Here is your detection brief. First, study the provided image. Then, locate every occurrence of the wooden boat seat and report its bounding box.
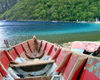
[10,59,55,76]
[15,76,52,80]
[10,60,55,67]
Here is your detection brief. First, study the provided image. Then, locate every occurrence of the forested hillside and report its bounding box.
[0,0,20,14]
[0,0,100,21]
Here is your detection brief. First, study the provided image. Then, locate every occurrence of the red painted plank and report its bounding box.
[80,69,100,80]
[27,39,36,53]
[0,73,3,80]
[0,62,8,77]
[22,41,32,55]
[62,54,87,80]
[14,44,24,56]
[45,42,54,55]
[80,58,100,80]
[56,50,72,73]
[49,46,61,58]
[0,51,10,70]
[8,48,18,60]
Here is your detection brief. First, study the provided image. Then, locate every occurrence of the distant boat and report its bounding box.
[95,18,100,24]
[77,21,87,23]
[52,20,58,23]
[0,20,7,21]
[80,21,87,23]
[2,20,7,21]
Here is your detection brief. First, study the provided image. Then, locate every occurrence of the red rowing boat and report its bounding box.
[0,35,99,80]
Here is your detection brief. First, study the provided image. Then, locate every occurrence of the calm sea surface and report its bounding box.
[0,21,100,49]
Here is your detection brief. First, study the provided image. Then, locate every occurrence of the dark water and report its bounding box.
[0,21,100,49]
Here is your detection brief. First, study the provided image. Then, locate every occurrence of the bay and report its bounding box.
[0,21,100,49]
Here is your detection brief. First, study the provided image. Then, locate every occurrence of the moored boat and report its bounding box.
[0,35,100,80]
[95,18,100,24]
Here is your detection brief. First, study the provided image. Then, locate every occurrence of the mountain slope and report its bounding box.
[0,0,20,14]
[0,0,100,21]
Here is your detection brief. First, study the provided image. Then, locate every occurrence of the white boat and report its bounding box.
[52,20,58,23]
[95,18,100,24]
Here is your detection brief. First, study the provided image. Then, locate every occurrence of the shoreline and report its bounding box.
[7,31,100,44]
[0,31,100,50]
[0,20,100,24]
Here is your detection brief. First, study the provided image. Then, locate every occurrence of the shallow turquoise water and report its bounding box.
[0,21,100,37]
[0,21,100,49]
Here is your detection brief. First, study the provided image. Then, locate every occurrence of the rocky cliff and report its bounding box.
[0,0,20,14]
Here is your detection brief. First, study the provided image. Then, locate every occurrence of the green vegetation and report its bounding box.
[0,0,100,21]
